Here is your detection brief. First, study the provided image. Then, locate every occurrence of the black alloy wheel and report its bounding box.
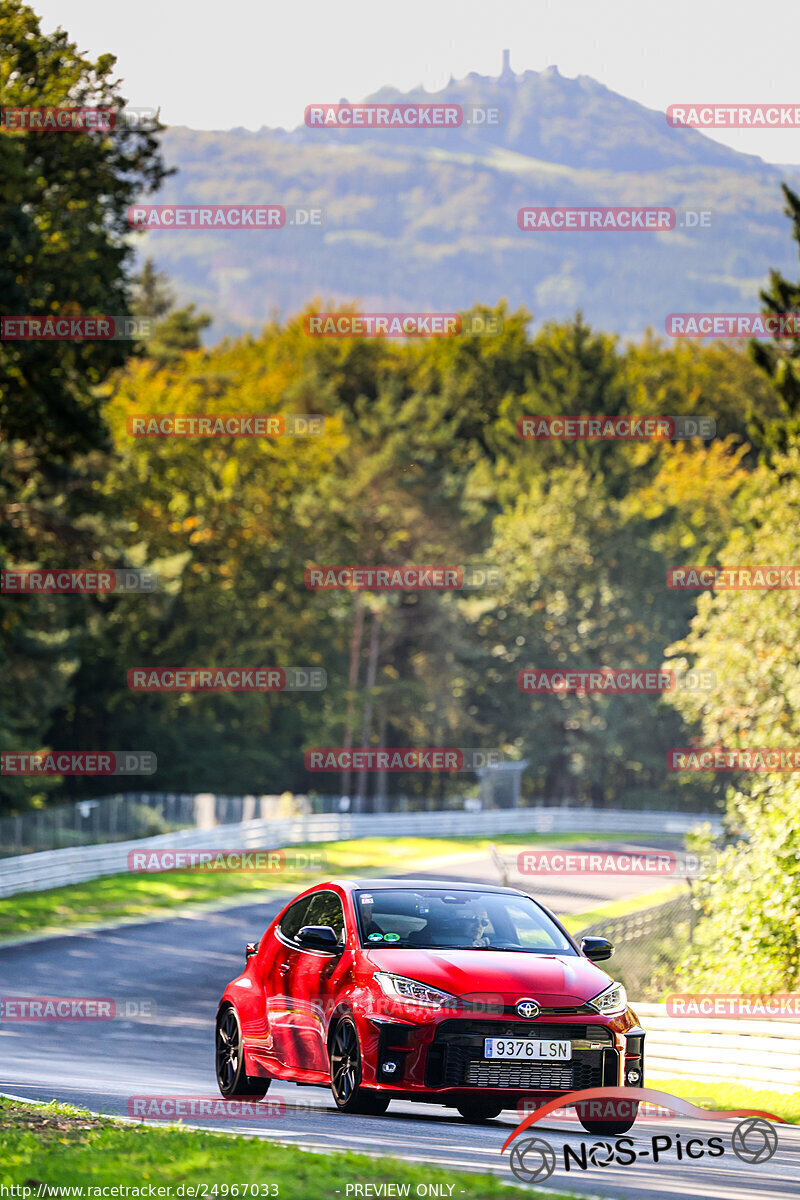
[215,1005,269,1099]
[330,1018,390,1114]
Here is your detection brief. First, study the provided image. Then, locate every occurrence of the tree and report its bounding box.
[664,451,800,989]
[2,291,776,814]
[747,184,800,456]
[0,0,169,463]
[463,462,712,807]
[0,0,168,810]
[130,258,211,365]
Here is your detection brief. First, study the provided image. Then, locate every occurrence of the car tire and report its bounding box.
[215,1005,270,1100]
[329,1017,390,1114]
[578,1102,639,1136]
[456,1101,504,1122]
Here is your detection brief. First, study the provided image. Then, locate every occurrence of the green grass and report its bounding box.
[647,1077,800,1124]
[0,1098,581,1196]
[560,883,689,934]
[0,830,649,944]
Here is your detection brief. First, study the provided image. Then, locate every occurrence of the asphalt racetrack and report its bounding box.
[1,849,797,1199]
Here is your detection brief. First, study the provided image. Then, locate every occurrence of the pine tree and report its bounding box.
[748,184,800,456]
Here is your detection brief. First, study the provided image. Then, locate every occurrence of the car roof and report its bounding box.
[329,878,528,895]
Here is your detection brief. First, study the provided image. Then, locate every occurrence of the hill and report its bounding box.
[139,64,798,340]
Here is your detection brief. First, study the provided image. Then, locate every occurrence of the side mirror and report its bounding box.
[581,936,614,962]
[245,941,259,960]
[297,924,340,953]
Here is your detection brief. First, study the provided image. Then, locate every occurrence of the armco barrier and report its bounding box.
[0,807,721,898]
[639,1003,800,1093]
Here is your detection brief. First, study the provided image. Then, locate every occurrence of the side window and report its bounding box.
[277,895,313,944]
[302,891,346,944]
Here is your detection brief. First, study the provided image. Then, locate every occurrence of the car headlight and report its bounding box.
[588,981,628,1015]
[374,972,458,1009]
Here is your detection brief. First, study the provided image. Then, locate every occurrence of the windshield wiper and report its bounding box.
[454,942,526,951]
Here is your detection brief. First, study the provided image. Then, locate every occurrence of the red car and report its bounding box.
[215,879,645,1134]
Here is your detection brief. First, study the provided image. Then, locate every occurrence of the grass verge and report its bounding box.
[0,830,653,944]
[0,1097,580,1197]
[560,883,689,934]
[647,1077,800,1124]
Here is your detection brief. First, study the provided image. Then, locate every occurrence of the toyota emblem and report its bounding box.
[515,998,540,1019]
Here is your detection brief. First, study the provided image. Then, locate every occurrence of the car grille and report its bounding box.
[465,1058,598,1090]
[425,1020,614,1090]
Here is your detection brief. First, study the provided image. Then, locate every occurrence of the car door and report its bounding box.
[276,889,351,1076]
[262,893,315,1073]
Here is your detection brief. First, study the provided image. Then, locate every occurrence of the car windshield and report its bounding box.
[354,888,577,954]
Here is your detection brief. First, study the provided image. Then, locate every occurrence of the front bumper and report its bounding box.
[425,1018,614,1090]
[360,1010,644,1102]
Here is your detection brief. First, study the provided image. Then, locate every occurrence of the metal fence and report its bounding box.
[0,790,725,858]
[0,806,722,898]
[0,792,350,857]
[0,793,194,856]
[574,893,698,1001]
[640,1003,800,1093]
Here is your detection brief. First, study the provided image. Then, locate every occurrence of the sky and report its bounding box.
[32,0,800,164]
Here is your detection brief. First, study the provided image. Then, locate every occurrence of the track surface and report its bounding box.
[1,850,797,1199]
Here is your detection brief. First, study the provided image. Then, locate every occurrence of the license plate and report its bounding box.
[483,1038,571,1060]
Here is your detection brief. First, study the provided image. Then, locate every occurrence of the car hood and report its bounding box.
[363,947,613,1006]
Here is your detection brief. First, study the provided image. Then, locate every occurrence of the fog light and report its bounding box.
[627,1069,641,1085]
[383,1060,398,1074]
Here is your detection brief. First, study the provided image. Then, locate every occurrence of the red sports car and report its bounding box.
[215,879,645,1133]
